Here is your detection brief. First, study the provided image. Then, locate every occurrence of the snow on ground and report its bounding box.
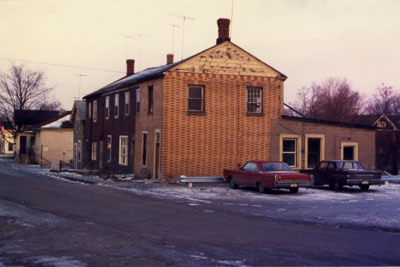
[3,159,400,232]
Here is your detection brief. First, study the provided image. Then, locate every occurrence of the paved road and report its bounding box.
[1,163,399,266]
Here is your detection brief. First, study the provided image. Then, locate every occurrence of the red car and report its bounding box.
[223,161,313,193]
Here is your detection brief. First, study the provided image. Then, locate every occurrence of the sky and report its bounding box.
[1,0,399,109]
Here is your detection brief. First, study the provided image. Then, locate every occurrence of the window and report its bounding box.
[93,101,97,122]
[114,94,119,118]
[119,136,128,166]
[91,142,97,160]
[88,102,92,119]
[242,162,258,171]
[305,135,325,169]
[142,132,148,166]
[341,142,358,161]
[106,135,112,163]
[77,140,81,161]
[188,85,204,112]
[280,134,301,169]
[105,96,110,119]
[247,87,262,114]
[8,142,13,152]
[148,86,153,114]
[136,89,140,114]
[125,91,130,116]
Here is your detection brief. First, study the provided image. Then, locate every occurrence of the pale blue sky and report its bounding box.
[1,0,399,109]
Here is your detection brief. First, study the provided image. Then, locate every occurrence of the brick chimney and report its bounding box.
[217,18,231,44]
[166,54,174,65]
[126,59,135,76]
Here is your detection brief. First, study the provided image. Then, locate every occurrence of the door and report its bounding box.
[154,131,161,179]
[99,140,103,169]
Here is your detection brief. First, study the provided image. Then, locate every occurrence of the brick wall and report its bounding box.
[270,118,376,170]
[161,71,284,181]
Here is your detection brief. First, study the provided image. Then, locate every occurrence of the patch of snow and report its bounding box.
[41,114,71,129]
[27,256,87,267]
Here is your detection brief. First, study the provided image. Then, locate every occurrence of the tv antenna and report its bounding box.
[74,73,88,99]
[166,23,181,54]
[123,35,136,59]
[170,14,194,60]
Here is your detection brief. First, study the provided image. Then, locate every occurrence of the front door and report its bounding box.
[154,132,161,179]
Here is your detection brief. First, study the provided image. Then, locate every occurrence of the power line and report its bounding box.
[0,57,124,74]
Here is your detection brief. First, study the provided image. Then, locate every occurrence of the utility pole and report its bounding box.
[74,74,88,99]
[170,14,194,60]
[166,23,181,54]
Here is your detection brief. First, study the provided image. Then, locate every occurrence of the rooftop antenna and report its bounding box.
[170,14,195,60]
[231,0,234,38]
[134,33,146,71]
[166,23,181,54]
[123,35,136,59]
[74,73,88,99]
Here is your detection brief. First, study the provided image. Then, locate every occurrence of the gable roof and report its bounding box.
[14,110,61,130]
[70,100,86,122]
[41,113,73,129]
[356,114,400,130]
[83,40,287,99]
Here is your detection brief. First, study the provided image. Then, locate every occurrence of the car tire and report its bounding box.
[333,182,343,192]
[360,184,370,191]
[229,177,238,189]
[289,187,299,194]
[257,182,265,193]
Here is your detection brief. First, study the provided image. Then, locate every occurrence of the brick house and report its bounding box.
[70,100,87,169]
[83,18,377,180]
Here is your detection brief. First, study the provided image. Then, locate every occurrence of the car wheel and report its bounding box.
[229,177,238,189]
[257,182,265,193]
[328,183,334,190]
[333,182,343,192]
[289,187,299,194]
[360,184,370,191]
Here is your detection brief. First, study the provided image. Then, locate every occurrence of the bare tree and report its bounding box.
[290,77,364,122]
[365,83,399,115]
[0,64,58,122]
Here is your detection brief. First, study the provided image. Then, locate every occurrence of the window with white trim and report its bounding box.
[88,102,92,119]
[119,136,128,166]
[91,142,97,160]
[280,134,301,169]
[106,135,112,163]
[114,94,119,118]
[136,89,140,114]
[105,96,110,119]
[125,91,130,116]
[93,101,97,122]
[247,87,262,114]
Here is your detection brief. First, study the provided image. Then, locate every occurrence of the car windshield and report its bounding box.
[262,163,293,172]
[340,161,364,170]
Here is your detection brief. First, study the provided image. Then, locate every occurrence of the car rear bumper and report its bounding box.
[346,179,385,186]
[274,180,313,188]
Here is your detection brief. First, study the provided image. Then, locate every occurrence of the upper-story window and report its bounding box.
[247,87,262,114]
[136,88,140,114]
[105,96,110,119]
[125,91,130,116]
[148,86,154,114]
[188,85,204,113]
[88,102,92,119]
[93,100,97,122]
[114,94,119,118]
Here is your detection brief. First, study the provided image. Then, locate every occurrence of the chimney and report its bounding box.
[126,59,135,76]
[217,18,231,44]
[166,54,174,65]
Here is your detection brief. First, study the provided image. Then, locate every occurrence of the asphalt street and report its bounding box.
[1,162,399,266]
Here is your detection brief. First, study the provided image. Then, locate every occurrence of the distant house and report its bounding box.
[355,114,400,174]
[0,121,14,155]
[14,110,60,163]
[70,100,87,169]
[35,113,73,166]
[82,18,377,181]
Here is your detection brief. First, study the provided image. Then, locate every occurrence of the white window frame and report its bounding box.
[279,134,302,169]
[107,135,112,163]
[119,135,128,166]
[125,91,130,116]
[136,88,140,114]
[93,101,97,122]
[88,102,92,119]
[114,94,119,118]
[91,141,97,160]
[105,96,110,119]
[247,86,263,114]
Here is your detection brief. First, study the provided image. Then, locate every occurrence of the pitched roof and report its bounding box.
[355,114,400,130]
[83,41,287,99]
[70,100,86,122]
[41,113,73,129]
[14,110,60,129]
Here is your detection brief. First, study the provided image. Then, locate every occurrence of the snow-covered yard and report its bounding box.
[5,159,400,232]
